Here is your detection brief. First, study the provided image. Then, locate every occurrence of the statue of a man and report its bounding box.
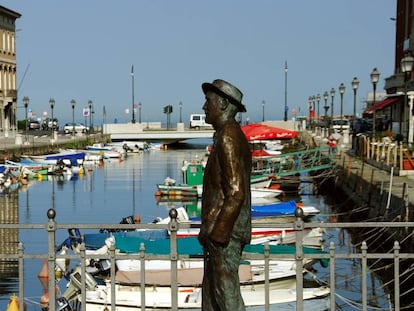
[198,79,252,310]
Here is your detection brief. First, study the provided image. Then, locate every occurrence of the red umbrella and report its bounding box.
[241,123,297,141]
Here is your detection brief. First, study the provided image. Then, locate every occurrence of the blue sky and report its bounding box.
[3,1,396,125]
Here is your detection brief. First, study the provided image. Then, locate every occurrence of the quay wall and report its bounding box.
[324,154,413,223]
[299,130,414,249]
[0,133,109,162]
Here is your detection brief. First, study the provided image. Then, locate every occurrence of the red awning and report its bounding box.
[364,97,400,114]
[241,123,298,141]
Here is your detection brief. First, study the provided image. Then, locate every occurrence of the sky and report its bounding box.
[2,0,397,125]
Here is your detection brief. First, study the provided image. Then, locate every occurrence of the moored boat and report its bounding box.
[21,150,86,166]
[70,275,330,310]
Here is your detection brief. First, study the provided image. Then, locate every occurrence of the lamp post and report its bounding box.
[308,96,313,131]
[179,101,182,123]
[131,65,136,124]
[71,99,76,138]
[329,88,336,135]
[339,83,345,132]
[351,77,360,149]
[49,98,55,138]
[284,61,288,121]
[23,96,29,142]
[312,96,316,132]
[323,91,329,137]
[88,100,93,133]
[400,55,414,140]
[316,93,321,125]
[139,102,142,124]
[408,92,414,146]
[262,100,265,122]
[370,68,380,139]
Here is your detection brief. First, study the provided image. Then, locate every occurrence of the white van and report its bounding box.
[189,114,213,129]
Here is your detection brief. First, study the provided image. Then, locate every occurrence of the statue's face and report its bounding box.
[203,91,222,126]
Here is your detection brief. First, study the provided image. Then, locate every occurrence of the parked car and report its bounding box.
[352,118,373,135]
[64,123,89,134]
[332,119,350,133]
[42,118,59,130]
[28,119,41,130]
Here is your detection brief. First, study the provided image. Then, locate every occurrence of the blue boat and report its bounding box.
[186,200,319,222]
[21,150,86,166]
[251,200,298,218]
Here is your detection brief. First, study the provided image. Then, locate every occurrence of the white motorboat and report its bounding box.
[75,279,330,311]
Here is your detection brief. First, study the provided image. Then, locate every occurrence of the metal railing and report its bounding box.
[1,208,414,311]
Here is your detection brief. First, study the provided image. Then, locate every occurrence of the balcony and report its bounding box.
[5,89,17,98]
[384,72,405,94]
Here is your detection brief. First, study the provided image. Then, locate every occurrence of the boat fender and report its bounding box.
[6,294,20,311]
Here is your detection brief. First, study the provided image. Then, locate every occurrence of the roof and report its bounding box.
[0,5,21,19]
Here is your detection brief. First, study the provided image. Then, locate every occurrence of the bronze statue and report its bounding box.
[198,79,252,310]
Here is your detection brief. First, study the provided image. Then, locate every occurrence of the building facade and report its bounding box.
[0,6,20,134]
[384,0,414,138]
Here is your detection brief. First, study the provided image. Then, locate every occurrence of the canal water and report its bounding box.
[0,140,394,310]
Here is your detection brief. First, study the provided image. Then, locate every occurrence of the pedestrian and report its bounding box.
[198,79,252,311]
[327,135,337,156]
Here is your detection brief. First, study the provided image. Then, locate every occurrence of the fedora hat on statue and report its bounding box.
[202,79,246,112]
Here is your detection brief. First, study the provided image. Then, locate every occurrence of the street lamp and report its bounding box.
[316,93,321,126]
[323,91,329,137]
[401,55,414,140]
[370,68,380,138]
[23,96,29,142]
[262,100,265,122]
[351,77,360,149]
[330,88,336,135]
[284,61,288,121]
[88,100,93,133]
[49,98,55,137]
[71,99,76,137]
[131,65,136,124]
[308,96,313,131]
[312,96,316,131]
[139,102,142,124]
[179,101,182,123]
[339,83,345,132]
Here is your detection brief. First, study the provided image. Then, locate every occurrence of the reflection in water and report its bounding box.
[0,191,19,297]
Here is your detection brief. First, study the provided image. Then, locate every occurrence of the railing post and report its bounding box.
[329,242,336,310]
[18,242,24,311]
[168,208,179,311]
[294,207,304,311]
[80,243,87,311]
[47,208,57,311]
[394,241,400,311]
[264,242,270,311]
[140,242,146,310]
[361,241,368,311]
[109,243,116,311]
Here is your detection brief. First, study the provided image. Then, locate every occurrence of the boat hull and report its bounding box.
[82,283,330,310]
